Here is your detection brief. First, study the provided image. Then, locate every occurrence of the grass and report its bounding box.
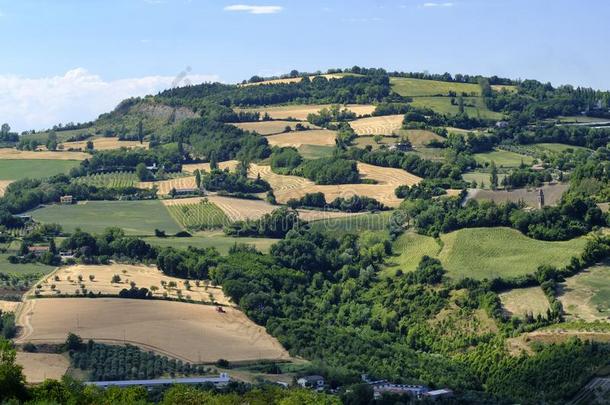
[462,171,507,188]
[0,159,81,181]
[308,211,392,238]
[474,149,534,168]
[390,77,516,97]
[30,200,182,235]
[387,227,587,280]
[0,253,55,276]
[71,171,138,188]
[142,232,278,254]
[499,287,550,318]
[409,96,504,120]
[559,264,610,321]
[525,143,592,154]
[297,145,335,160]
[165,201,229,230]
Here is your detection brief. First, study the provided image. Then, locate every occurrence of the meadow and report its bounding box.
[30,200,182,235]
[387,227,587,280]
[142,233,278,254]
[525,142,592,154]
[390,77,515,97]
[559,264,610,321]
[462,170,507,188]
[499,287,551,318]
[297,145,335,160]
[474,149,534,168]
[0,159,81,181]
[409,97,504,120]
[16,298,290,363]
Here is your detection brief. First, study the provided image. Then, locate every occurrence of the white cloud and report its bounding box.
[0,68,220,132]
[422,2,454,7]
[224,4,283,14]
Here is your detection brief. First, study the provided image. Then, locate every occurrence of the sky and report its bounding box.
[1,0,609,132]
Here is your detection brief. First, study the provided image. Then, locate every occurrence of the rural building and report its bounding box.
[60,195,74,204]
[86,373,230,389]
[423,388,454,400]
[27,246,50,256]
[371,383,429,399]
[297,375,325,389]
[495,121,509,128]
[146,163,158,171]
[388,140,412,152]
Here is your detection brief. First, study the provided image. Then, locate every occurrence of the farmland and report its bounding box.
[297,144,335,160]
[390,77,515,97]
[0,180,12,196]
[36,263,231,305]
[465,183,569,207]
[233,120,318,135]
[388,227,587,280]
[499,287,551,318]
[474,149,534,168]
[349,114,404,136]
[558,265,610,321]
[0,149,89,160]
[30,200,182,235]
[266,129,337,147]
[139,176,196,195]
[71,171,138,188]
[236,104,375,121]
[15,352,70,383]
[142,232,278,254]
[525,142,592,155]
[164,199,230,230]
[462,170,507,188]
[181,160,239,174]
[61,137,149,151]
[409,96,504,120]
[309,211,393,238]
[0,159,81,181]
[16,298,290,363]
[238,73,347,86]
[395,129,444,147]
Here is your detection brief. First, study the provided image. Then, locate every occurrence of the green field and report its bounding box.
[526,143,592,154]
[309,211,392,238]
[165,201,230,230]
[410,96,504,120]
[0,159,81,181]
[71,171,138,188]
[391,77,482,97]
[561,264,610,319]
[474,149,534,168]
[0,253,55,276]
[30,200,182,235]
[387,227,587,280]
[23,128,89,143]
[142,232,278,254]
[297,144,335,160]
[462,171,507,188]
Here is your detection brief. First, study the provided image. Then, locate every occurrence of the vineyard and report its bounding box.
[71,171,138,188]
[165,199,230,230]
[71,340,211,381]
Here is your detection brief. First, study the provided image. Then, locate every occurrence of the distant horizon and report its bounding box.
[1,0,609,131]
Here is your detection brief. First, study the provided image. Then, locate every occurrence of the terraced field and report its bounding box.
[266,129,337,147]
[349,114,404,136]
[233,120,317,135]
[61,137,149,151]
[71,171,138,188]
[163,199,230,229]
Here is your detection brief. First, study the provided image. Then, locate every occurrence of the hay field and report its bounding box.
[15,352,69,383]
[474,149,534,168]
[297,145,335,160]
[182,160,239,174]
[16,298,290,363]
[164,199,229,230]
[499,287,551,318]
[0,149,89,160]
[395,129,444,147]
[558,265,610,322]
[465,183,568,207]
[0,300,19,312]
[0,180,12,196]
[36,264,231,305]
[390,77,483,97]
[143,233,278,254]
[139,176,196,195]
[233,121,317,135]
[0,160,82,181]
[237,104,375,121]
[61,138,149,151]
[357,162,422,186]
[349,115,404,136]
[266,129,337,147]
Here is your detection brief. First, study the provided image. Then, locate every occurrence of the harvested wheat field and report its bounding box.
[16,298,290,363]
[266,129,337,147]
[0,299,19,312]
[36,264,231,305]
[0,149,89,160]
[16,352,69,383]
[0,180,13,196]
[139,176,196,195]
[233,121,317,135]
[274,184,404,208]
[238,74,345,87]
[182,160,239,174]
[357,162,422,186]
[61,137,149,151]
[349,114,404,136]
[238,104,375,121]
[500,287,551,318]
[249,164,314,193]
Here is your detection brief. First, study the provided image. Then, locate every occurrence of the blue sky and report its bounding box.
[1,0,609,131]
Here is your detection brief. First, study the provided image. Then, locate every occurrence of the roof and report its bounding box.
[85,375,230,388]
[298,375,324,382]
[28,246,50,252]
[424,388,453,396]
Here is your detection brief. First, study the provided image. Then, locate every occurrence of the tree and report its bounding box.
[111,274,121,284]
[373,135,383,144]
[46,131,58,151]
[0,338,27,402]
[458,94,465,114]
[85,140,94,151]
[209,151,218,170]
[49,239,57,255]
[237,159,249,178]
[490,161,499,190]
[137,119,144,144]
[195,169,201,189]
[135,163,152,181]
[0,123,10,135]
